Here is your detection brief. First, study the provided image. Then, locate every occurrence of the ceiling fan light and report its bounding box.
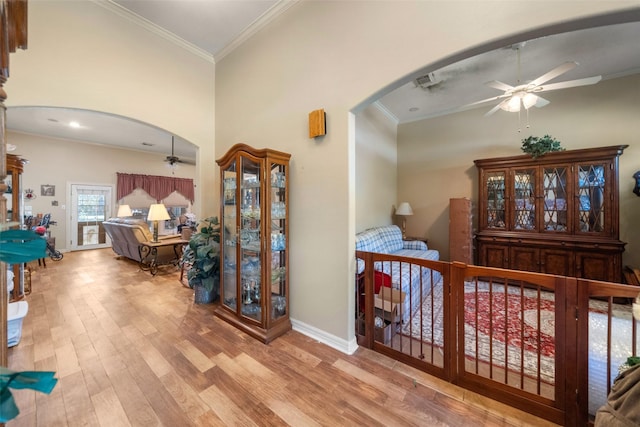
[522,93,539,109]
[500,95,521,112]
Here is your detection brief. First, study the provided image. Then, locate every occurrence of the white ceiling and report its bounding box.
[379,21,640,123]
[6,106,196,160]
[111,0,280,59]
[6,2,640,162]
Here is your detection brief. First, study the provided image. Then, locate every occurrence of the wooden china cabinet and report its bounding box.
[474,145,627,283]
[215,144,291,343]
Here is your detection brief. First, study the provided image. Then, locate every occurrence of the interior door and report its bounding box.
[69,184,113,250]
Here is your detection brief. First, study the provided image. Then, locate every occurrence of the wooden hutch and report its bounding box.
[474,145,627,283]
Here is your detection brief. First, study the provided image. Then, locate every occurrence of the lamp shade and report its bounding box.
[116,204,132,217]
[522,93,538,110]
[395,202,414,216]
[147,204,171,221]
[500,95,522,112]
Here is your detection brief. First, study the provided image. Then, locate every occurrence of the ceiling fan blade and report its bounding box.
[466,93,510,107]
[485,80,514,92]
[537,75,602,92]
[529,61,578,86]
[484,99,510,116]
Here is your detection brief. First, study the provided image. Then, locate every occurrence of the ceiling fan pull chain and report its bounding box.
[516,46,522,84]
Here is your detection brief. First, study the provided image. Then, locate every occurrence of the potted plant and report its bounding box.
[521,134,564,159]
[181,216,220,304]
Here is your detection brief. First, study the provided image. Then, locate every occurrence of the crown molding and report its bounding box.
[372,101,400,125]
[215,0,299,62]
[93,0,215,63]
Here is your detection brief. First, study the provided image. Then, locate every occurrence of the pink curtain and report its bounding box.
[117,173,195,203]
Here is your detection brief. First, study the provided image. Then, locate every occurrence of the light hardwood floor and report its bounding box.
[7,248,557,426]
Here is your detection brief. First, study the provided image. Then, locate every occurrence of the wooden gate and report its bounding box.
[356,251,640,426]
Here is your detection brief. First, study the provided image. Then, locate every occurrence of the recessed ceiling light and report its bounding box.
[69,121,80,128]
[409,107,419,112]
[141,142,155,146]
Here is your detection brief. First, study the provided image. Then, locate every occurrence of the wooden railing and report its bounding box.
[356,251,640,426]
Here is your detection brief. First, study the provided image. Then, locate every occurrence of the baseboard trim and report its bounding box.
[291,318,358,355]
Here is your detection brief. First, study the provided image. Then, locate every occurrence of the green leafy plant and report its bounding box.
[521,135,564,159]
[181,216,220,297]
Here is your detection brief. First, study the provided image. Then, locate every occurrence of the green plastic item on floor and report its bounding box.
[0,228,47,264]
[0,367,58,422]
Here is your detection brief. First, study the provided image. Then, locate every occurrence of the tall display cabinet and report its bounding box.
[474,145,627,283]
[6,153,27,300]
[216,144,291,343]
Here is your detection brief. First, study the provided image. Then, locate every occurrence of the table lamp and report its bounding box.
[395,202,413,239]
[147,203,170,242]
[116,204,132,217]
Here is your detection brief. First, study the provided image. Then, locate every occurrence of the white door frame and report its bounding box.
[67,182,115,251]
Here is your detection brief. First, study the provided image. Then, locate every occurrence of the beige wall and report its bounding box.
[5,1,216,218]
[3,0,636,350]
[398,74,640,266]
[355,104,398,232]
[7,131,195,250]
[215,1,638,347]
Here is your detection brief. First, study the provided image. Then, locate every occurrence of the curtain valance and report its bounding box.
[117,172,194,203]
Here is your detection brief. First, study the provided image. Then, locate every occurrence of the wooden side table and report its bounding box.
[138,239,188,276]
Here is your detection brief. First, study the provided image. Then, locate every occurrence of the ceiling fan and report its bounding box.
[165,136,195,166]
[468,49,602,116]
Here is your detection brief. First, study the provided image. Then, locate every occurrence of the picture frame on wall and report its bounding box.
[41,185,55,197]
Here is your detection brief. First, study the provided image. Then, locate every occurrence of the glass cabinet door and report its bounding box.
[270,162,287,322]
[513,169,535,231]
[543,166,568,232]
[485,172,506,229]
[240,156,262,321]
[577,163,606,233]
[221,161,238,312]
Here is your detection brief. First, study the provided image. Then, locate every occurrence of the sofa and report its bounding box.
[356,225,440,322]
[102,217,178,263]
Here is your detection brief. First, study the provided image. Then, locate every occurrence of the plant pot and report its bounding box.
[194,285,214,304]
